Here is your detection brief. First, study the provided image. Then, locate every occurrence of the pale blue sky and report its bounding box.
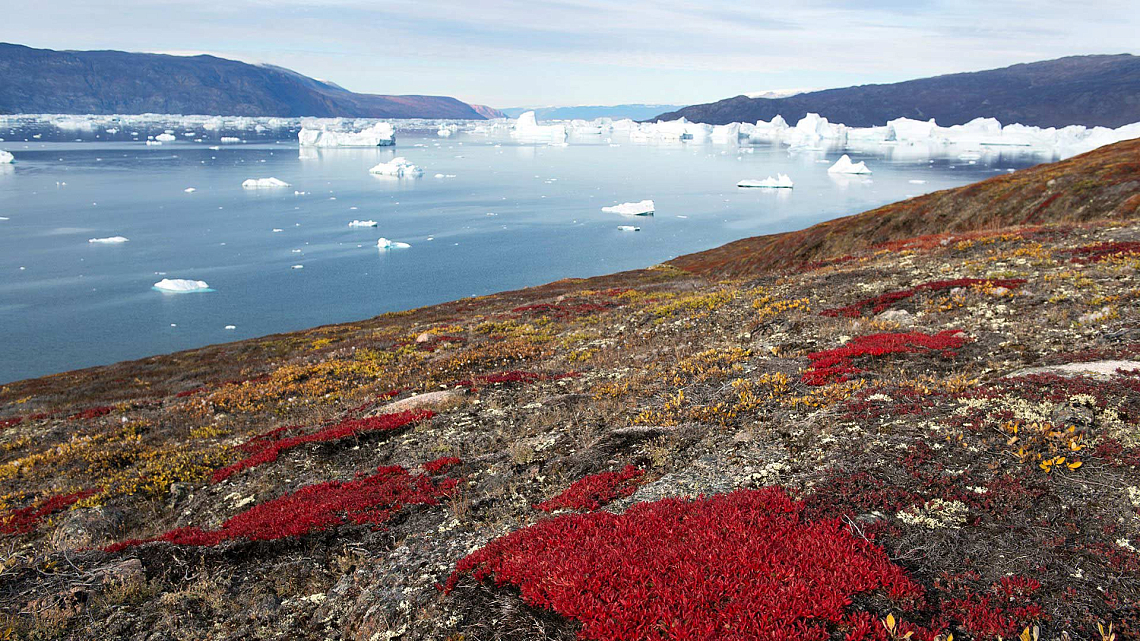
[3,0,1137,107]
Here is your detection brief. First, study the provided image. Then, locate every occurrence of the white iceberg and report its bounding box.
[828,155,872,175]
[369,157,423,177]
[348,219,378,227]
[298,122,395,147]
[617,225,641,232]
[436,126,454,137]
[184,187,196,193]
[242,177,290,189]
[88,236,129,244]
[602,200,655,216]
[153,278,210,293]
[512,111,568,143]
[145,140,162,146]
[738,174,794,189]
[0,150,13,164]
[154,133,176,142]
[788,113,846,149]
[220,136,241,143]
[377,237,411,249]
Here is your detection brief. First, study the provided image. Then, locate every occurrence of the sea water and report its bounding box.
[0,123,1052,382]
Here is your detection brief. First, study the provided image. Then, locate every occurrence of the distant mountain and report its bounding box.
[470,104,506,119]
[655,55,1140,128]
[0,43,486,119]
[500,104,687,121]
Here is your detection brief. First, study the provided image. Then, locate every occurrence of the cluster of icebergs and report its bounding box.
[500,111,1139,159]
[298,122,395,147]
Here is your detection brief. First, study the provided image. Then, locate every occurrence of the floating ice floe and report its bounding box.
[224,325,236,330]
[377,238,411,249]
[220,136,241,143]
[369,157,423,177]
[437,125,456,137]
[88,236,129,244]
[0,150,13,163]
[617,225,641,232]
[145,140,162,146]
[828,155,872,175]
[908,179,927,184]
[738,174,794,189]
[602,200,655,216]
[298,122,395,147]
[512,111,568,143]
[153,278,210,293]
[291,264,304,269]
[154,133,176,142]
[242,177,290,189]
[348,220,378,227]
[184,187,196,193]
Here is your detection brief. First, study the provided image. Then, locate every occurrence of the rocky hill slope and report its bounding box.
[0,140,1139,640]
[655,55,1140,128]
[0,43,485,119]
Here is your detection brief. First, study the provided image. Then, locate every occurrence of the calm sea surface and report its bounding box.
[0,121,1054,382]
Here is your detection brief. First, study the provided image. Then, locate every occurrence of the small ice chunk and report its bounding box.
[617,225,641,232]
[155,133,176,142]
[242,177,290,189]
[224,325,236,330]
[348,220,378,227]
[153,278,210,293]
[827,155,872,175]
[0,150,13,163]
[377,238,411,249]
[145,140,162,146]
[908,179,927,184]
[737,174,793,188]
[88,236,130,244]
[184,187,196,193]
[291,264,304,269]
[602,200,655,216]
[272,228,284,233]
[220,136,241,143]
[369,157,423,177]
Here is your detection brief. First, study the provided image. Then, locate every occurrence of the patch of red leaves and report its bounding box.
[820,278,1026,318]
[423,456,462,474]
[70,406,112,421]
[175,387,208,398]
[511,301,613,320]
[534,465,643,512]
[1,489,98,535]
[211,410,433,483]
[106,463,458,552]
[1068,241,1140,264]
[803,331,970,386]
[447,487,930,640]
[0,416,22,429]
[941,575,1045,637]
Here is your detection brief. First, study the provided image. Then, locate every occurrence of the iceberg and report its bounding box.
[0,150,13,164]
[298,122,395,147]
[369,157,423,177]
[602,200,655,216]
[377,237,411,249]
[738,174,793,189]
[788,113,846,149]
[512,111,568,143]
[220,136,241,143]
[155,133,176,142]
[153,278,210,293]
[88,236,129,244]
[242,177,290,189]
[184,187,196,193]
[617,225,641,232]
[828,155,872,175]
[436,125,455,137]
[348,220,378,227]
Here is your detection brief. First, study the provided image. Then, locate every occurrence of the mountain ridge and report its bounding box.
[654,54,1140,128]
[0,43,486,119]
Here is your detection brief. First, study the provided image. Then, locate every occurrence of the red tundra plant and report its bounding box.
[534,465,644,512]
[70,405,113,421]
[1,489,98,535]
[107,464,458,552]
[423,456,462,474]
[211,410,433,483]
[942,575,1045,637]
[1068,241,1140,263]
[447,487,934,640]
[803,331,970,386]
[820,278,1026,318]
[0,416,22,429]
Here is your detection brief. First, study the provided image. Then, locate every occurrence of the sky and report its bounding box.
[3,0,1137,108]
